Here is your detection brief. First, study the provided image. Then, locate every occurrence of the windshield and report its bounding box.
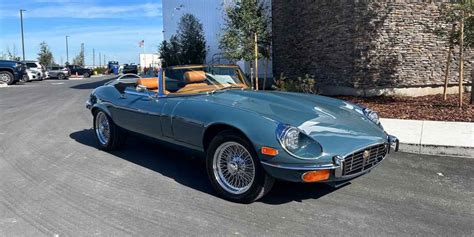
[164,65,249,94]
[26,63,37,68]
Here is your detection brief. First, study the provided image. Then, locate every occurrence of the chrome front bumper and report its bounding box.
[261,135,399,182]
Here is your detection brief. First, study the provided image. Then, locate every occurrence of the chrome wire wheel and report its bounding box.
[95,112,110,145]
[212,141,256,195]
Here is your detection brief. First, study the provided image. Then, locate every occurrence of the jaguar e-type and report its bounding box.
[86,65,399,203]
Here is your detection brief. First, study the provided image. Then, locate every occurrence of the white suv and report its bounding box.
[23,61,46,81]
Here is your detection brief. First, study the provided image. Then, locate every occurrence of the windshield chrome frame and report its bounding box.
[158,65,249,98]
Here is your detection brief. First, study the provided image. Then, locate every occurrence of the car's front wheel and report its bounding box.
[57,73,65,80]
[83,72,90,78]
[0,71,15,85]
[93,110,126,150]
[206,130,274,203]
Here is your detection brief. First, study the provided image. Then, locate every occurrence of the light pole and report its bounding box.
[65,35,70,64]
[20,9,26,61]
[92,48,95,68]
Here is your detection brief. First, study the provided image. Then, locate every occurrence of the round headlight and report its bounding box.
[282,127,300,150]
[363,108,380,125]
[276,124,323,159]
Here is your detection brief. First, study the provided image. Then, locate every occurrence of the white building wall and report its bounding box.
[162,0,272,78]
[139,53,161,68]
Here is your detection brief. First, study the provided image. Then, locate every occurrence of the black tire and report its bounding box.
[206,130,274,203]
[20,74,29,83]
[0,71,15,85]
[83,72,90,78]
[57,73,65,80]
[93,110,126,150]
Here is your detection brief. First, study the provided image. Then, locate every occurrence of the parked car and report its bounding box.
[46,66,70,80]
[122,64,138,74]
[23,60,45,81]
[0,60,27,85]
[86,64,399,203]
[26,69,43,81]
[67,65,92,77]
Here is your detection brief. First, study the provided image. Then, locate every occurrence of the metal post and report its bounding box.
[65,35,69,64]
[20,9,26,61]
[254,32,259,91]
[81,43,84,66]
[459,10,465,108]
[99,53,101,67]
[92,48,95,68]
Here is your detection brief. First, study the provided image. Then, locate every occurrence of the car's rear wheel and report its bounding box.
[57,73,65,80]
[83,72,90,78]
[93,110,126,150]
[0,71,14,85]
[206,130,274,203]
[20,74,29,83]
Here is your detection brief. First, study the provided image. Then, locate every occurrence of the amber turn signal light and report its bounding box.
[302,170,330,182]
[261,147,279,156]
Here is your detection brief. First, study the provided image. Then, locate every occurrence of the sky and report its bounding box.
[0,0,163,65]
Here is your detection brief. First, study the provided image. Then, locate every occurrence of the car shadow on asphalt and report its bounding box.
[70,77,117,90]
[69,129,341,205]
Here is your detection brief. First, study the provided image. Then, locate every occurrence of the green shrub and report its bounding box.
[275,73,317,94]
[94,67,107,74]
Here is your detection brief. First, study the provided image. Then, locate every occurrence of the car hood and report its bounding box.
[204,90,388,155]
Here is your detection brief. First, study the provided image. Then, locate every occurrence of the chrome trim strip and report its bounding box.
[388,135,399,152]
[260,161,338,171]
[341,141,388,159]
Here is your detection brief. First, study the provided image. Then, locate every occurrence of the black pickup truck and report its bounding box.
[66,65,92,77]
[0,60,27,85]
[122,64,138,74]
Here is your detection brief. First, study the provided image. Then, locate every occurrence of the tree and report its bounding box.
[158,13,207,66]
[72,50,84,66]
[37,42,54,66]
[6,45,21,61]
[159,35,182,67]
[219,0,272,87]
[438,0,474,106]
[177,13,207,64]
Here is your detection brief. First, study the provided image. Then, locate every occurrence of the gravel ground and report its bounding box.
[337,92,473,122]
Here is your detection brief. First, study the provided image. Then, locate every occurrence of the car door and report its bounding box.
[112,86,164,139]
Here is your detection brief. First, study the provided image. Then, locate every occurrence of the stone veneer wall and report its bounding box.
[272,0,472,95]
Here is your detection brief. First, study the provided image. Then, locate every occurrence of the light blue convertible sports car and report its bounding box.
[86,65,399,203]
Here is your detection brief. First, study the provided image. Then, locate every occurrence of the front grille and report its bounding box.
[342,143,388,176]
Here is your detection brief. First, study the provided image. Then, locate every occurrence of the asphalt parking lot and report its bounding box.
[0,76,473,236]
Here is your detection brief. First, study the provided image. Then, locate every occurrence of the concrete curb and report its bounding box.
[380,118,474,158]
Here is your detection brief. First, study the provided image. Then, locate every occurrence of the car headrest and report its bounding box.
[184,71,206,83]
[137,78,158,89]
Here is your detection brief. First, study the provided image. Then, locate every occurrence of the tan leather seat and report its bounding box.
[137,78,158,90]
[137,78,169,94]
[176,71,213,93]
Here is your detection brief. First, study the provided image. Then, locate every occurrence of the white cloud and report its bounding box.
[0,3,162,19]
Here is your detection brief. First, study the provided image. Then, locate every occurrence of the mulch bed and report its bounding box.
[335,93,473,122]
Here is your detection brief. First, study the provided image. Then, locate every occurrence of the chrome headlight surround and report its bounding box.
[363,108,380,126]
[276,123,323,159]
